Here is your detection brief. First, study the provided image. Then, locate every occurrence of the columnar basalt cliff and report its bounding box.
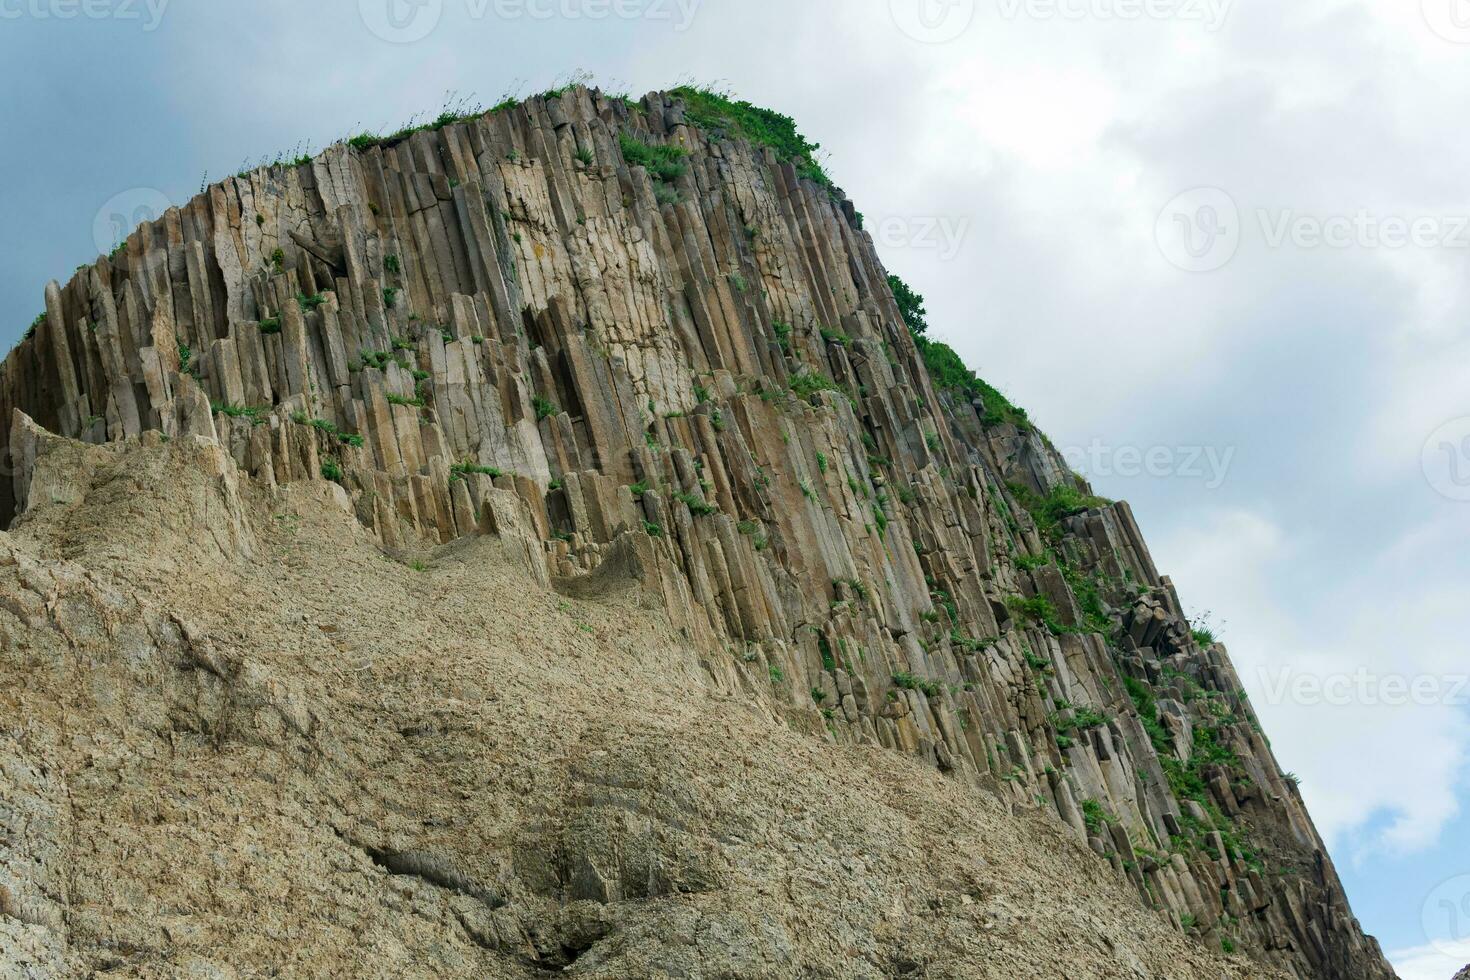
[0,86,1394,978]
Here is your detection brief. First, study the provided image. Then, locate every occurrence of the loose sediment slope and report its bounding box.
[0,85,1394,978]
[0,428,1271,978]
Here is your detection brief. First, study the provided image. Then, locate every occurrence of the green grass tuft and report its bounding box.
[671,84,831,187]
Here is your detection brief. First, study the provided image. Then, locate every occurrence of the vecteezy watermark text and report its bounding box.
[996,0,1232,31]
[0,0,168,29]
[1257,666,1470,708]
[1059,440,1236,489]
[1257,210,1470,250]
[888,0,1229,43]
[1157,187,1470,272]
[359,0,699,43]
[868,215,972,261]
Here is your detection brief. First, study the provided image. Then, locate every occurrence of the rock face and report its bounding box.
[0,433,1292,979]
[0,85,1396,978]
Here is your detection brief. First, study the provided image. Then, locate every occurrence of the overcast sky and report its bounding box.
[1,1,1467,973]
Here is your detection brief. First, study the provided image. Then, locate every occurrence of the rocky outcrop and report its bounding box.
[0,85,1395,978]
[0,431,1292,978]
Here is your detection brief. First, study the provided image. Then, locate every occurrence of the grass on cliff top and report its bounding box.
[887,273,1030,430]
[670,85,832,187]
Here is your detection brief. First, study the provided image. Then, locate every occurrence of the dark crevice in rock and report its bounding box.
[364,846,506,909]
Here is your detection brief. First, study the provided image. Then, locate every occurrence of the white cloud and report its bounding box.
[1152,507,1470,856]
[1389,940,1470,980]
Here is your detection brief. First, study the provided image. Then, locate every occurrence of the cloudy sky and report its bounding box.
[1,0,1467,973]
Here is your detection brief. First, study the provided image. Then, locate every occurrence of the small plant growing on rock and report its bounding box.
[211,402,268,425]
[771,319,792,353]
[673,490,718,516]
[893,672,942,698]
[451,460,504,479]
[618,131,688,182]
[789,370,846,402]
[1080,799,1110,837]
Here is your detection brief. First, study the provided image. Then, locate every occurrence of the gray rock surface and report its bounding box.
[0,84,1398,979]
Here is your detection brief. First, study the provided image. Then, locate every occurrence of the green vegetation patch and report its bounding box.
[888,274,1029,430]
[671,85,830,186]
[618,132,689,183]
[1008,481,1110,540]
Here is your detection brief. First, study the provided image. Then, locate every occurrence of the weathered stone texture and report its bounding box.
[0,86,1395,979]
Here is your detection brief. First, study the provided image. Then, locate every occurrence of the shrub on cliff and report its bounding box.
[886,274,1029,430]
[672,85,831,186]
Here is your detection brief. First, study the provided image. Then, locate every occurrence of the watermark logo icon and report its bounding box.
[1423,417,1470,501]
[360,0,443,42]
[1423,0,1470,43]
[889,0,976,43]
[1422,875,1470,955]
[1156,187,1240,272]
[92,188,172,257]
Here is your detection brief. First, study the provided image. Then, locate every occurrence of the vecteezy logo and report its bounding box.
[92,188,172,257]
[359,0,443,43]
[889,0,976,43]
[1422,875,1470,955]
[1155,187,1241,272]
[1423,0,1470,43]
[1423,417,1470,501]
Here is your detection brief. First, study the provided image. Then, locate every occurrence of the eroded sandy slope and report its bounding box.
[0,432,1276,979]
